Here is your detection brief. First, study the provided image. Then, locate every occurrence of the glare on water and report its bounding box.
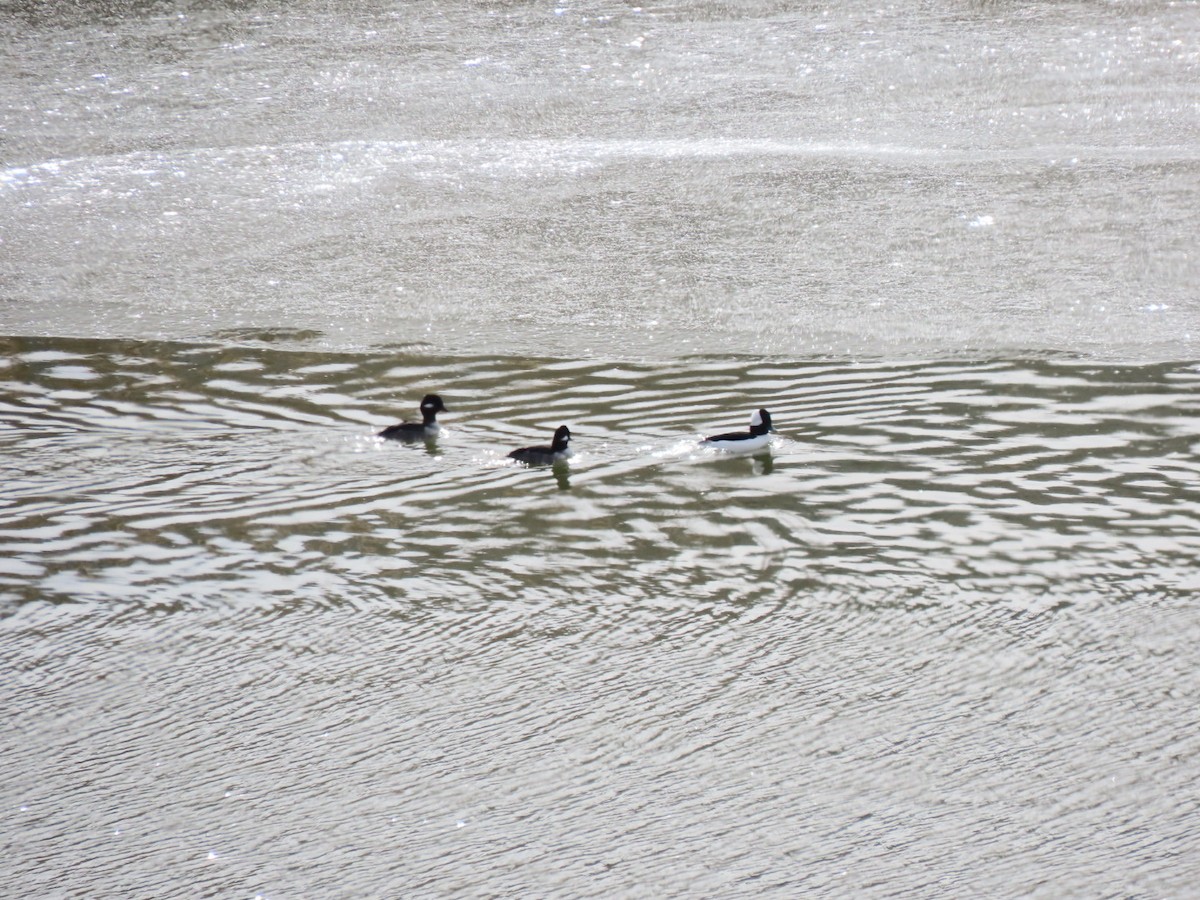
[2,0,1199,896]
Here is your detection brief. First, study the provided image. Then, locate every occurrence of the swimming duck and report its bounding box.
[508,425,573,465]
[378,394,448,440]
[700,408,776,453]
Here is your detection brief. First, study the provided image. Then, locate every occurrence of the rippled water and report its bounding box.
[4,0,1200,895]
[5,337,1200,610]
[4,336,1199,894]
[4,0,1200,360]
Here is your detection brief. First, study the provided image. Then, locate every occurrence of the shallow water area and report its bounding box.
[3,0,1200,895]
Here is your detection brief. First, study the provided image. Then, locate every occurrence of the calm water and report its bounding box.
[3,0,1200,896]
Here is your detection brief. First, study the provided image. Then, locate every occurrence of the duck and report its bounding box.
[378,394,448,440]
[700,408,776,453]
[508,425,573,465]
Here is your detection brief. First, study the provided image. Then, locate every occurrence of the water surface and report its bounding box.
[4,337,1199,895]
[3,0,1200,895]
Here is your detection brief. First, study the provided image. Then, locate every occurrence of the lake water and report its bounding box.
[2,1,1199,896]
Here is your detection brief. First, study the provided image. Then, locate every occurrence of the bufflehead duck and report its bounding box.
[700,408,776,453]
[508,425,573,465]
[378,394,448,440]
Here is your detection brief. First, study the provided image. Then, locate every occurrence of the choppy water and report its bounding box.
[3,0,1200,896]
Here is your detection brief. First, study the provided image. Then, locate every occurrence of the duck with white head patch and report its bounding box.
[508,425,573,465]
[378,394,448,440]
[700,408,776,453]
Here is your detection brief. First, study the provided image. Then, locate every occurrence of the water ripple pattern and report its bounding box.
[2,336,1199,896]
[3,337,1196,610]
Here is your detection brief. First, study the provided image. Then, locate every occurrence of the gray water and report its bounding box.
[3,1,1200,897]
